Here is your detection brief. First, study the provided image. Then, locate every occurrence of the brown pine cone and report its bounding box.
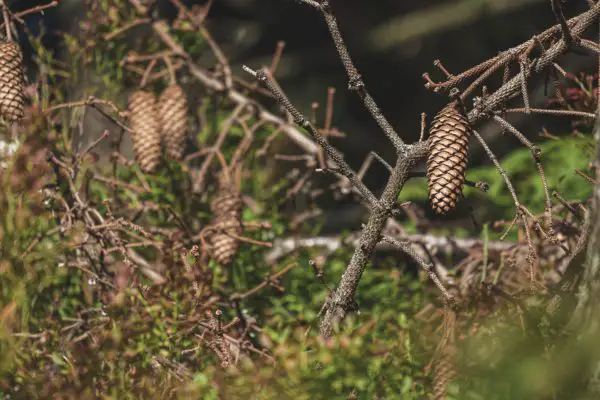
[433,347,457,400]
[158,84,188,160]
[0,41,25,122]
[209,173,243,265]
[426,101,472,215]
[127,90,161,173]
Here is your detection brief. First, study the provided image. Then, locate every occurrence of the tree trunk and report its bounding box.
[571,110,600,396]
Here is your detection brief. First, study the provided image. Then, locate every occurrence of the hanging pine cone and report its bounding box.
[158,84,188,160]
[209,172,243,265]
[426,101,472,215]
[433,346,457,400]
[0,41,25,122]
[127,90,161,173]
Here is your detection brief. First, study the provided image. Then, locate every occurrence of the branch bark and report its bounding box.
[247,1,600,339]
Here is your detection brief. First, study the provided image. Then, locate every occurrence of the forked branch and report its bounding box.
[243,66,378,208]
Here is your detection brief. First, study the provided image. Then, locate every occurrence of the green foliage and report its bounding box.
[466,135,594,213]
[401,133,594,220]
[201,250,431,400]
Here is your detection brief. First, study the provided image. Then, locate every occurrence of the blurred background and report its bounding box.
[2,3,598,398]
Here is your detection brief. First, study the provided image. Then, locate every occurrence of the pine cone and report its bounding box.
[0,41,25,122]
[433,347,457,400]
[426,101,471,215]
[158,84,188,160]
[127,90,161,173]
[209,173,243,265]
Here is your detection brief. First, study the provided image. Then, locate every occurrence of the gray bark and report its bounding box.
[565,108,600,397]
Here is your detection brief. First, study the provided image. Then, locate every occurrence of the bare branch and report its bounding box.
[318,142,428,338]
[301,0,404,149]
[380,235,452,302]
[127,0,319,158]
[243,65,379,208]
[551,0,575,46]
[264,232,524,264]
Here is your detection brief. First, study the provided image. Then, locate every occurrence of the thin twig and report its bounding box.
[505,107,596,119]
[0,1,11,41]
[303,0,404,149]
[380,236,452,302]
[244,65,378,208]
[551,0,575,46]
[230,262,296,301]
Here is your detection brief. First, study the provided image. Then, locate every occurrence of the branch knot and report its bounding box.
[347,76,364,92]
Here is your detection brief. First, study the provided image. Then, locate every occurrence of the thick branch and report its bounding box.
[315,4,600,338]
[318,142,428,338]
[467,3,600,124]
